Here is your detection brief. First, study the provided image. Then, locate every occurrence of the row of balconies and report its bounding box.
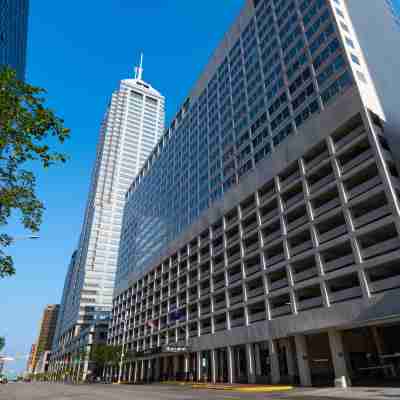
[111,270,374,343]
[116,171,390,308]
[113,250,400,341]
[118,197,393,313]
[113,214,400,319]
[113,261,370,333]
[112,219,400,331]
[113,123,393,313]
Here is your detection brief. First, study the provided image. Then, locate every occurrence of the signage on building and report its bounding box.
[134,345,190,358]
[163,346,188,353]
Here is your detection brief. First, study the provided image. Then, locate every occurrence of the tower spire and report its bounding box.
[135,53,144,81]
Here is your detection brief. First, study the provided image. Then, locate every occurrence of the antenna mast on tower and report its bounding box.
[135,53,144,81]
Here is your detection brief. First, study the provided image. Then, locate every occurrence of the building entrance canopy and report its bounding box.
[134,345,190,359]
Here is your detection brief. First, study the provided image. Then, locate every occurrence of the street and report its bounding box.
[1,383,400,400]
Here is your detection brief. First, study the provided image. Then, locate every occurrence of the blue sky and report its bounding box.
[0,0,244,374]
[2,0,400,375]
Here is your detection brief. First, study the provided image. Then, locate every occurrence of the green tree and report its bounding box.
[0,337,4,351]
[0,67,70,278]
[90,344,122,376]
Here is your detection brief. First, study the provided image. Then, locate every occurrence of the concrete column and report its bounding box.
[117,359,123,383]
[211,349,217,384]
[155,357,161,381]
[268,339,281,384]
[196,352,202,382]
[162,356,168,380]
[173,356,178,379]
[128,363,133,382]
[294,335,312,387]
[227,346,234,384]
[133,361,138,383]
[146,359,152,382]
[140,360,145,381]
[254,343,262,377]
[184,354,189,381]
[121,363,126,382]
[246,343,256,384]
[283,338,296,382]
[328,329,351,388]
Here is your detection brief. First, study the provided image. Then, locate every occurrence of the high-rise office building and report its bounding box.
[32,305,59,373]
[110,0,400,388]
[51,251,79,350]
[51,63,165,373]
[0,0,29,80]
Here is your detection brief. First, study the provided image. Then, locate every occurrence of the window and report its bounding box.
[351,54,360,65]
[340,22,349,32]
[345,37,355,48]
[356,71,367,84]
[335,8,345,18]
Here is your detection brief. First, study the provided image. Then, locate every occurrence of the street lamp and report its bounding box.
[11,235,40,242]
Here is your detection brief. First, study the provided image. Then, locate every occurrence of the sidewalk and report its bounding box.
[290,387,400,400]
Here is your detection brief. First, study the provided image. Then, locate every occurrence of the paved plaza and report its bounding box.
[1,383,400,400]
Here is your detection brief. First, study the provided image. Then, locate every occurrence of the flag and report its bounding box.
[145,320,156,328]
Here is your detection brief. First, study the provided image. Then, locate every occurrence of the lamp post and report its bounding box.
[11,235,40,242]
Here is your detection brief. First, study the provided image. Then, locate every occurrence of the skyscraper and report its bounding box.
[0,0,29,80]
[51,62,165,370]
[110,0,400,388]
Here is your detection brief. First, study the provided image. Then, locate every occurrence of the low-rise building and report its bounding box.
[49,320,109,381]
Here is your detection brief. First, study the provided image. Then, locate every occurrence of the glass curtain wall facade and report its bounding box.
[0,0,29,80]
[52,74,165,359]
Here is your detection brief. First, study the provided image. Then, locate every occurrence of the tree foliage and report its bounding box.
[90,344,122,369]
[0,67,69,278]
[0,336,4,352]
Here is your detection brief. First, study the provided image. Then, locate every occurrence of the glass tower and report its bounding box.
[0,0,29,80]
[53,65,165,350]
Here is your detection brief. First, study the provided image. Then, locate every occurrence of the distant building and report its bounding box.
[35,351,52,374]
[0,0,29,80]
[26,343,36,374]
[49,320,109,381]
[32,305,59,373]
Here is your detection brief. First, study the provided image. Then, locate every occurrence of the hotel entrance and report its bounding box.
[306,333,335,386]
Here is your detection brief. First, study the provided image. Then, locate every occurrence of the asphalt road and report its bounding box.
[0,382,398,400]
[0,382,323,400]
[0,383,295,400]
